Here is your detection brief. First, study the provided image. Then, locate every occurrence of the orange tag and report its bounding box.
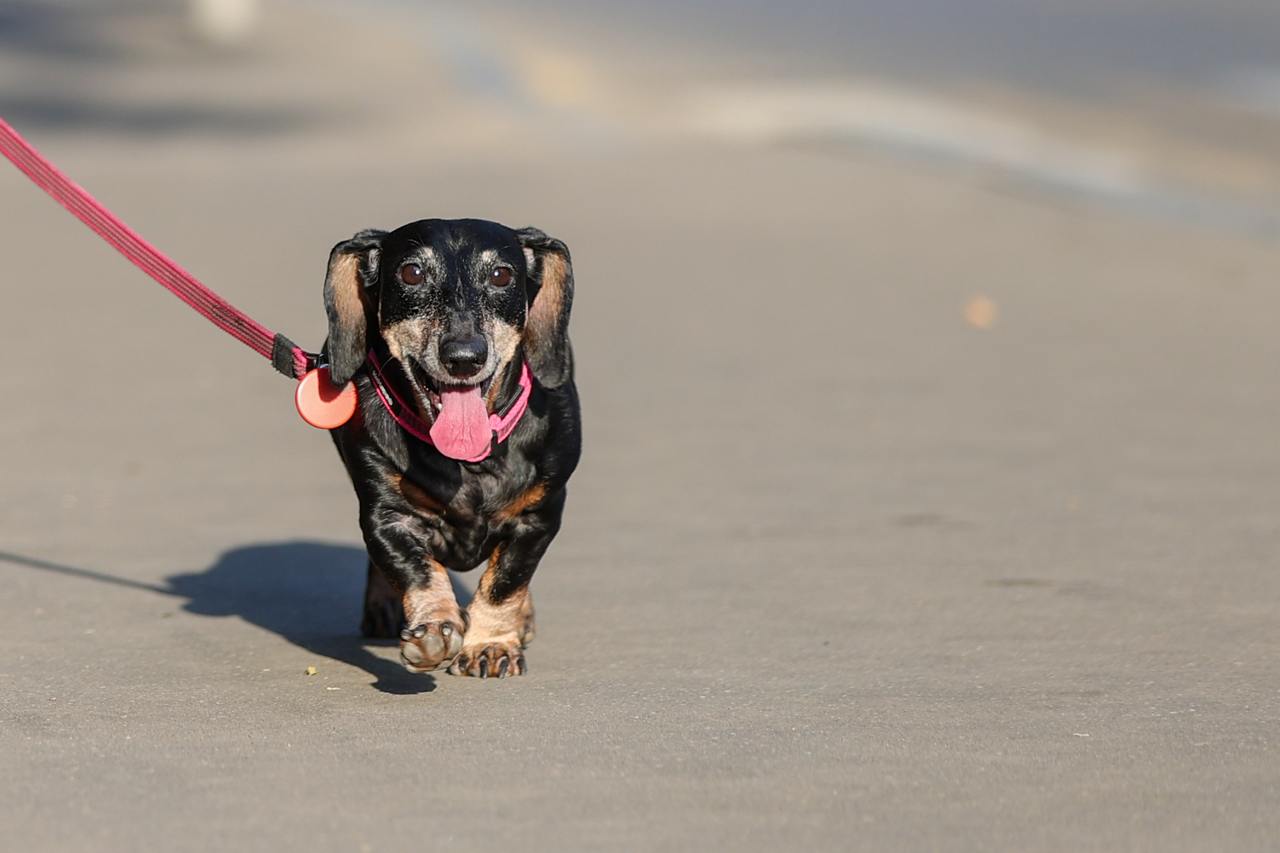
[295,367,357,429]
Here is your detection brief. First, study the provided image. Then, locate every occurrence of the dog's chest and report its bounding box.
[401,467,536,571]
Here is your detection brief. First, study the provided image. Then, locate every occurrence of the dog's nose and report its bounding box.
[439,335,488,379]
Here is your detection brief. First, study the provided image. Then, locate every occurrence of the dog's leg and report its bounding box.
[360,560,403,639]
[397,560,465,672]
[360,510,465,673]
[516,590,536,647]
[450,495,562,678]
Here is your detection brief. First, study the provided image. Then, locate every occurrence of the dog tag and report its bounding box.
[295,367,357,429]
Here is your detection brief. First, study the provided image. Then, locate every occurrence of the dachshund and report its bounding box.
[323,219,580,678]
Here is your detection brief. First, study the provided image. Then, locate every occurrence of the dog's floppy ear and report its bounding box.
[517,227,574,388]
[323,228,386,385]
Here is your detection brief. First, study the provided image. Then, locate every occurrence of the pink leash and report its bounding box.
[0,117,314,379]
[0,117,534,456]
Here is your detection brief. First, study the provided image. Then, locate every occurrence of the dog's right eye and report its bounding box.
[399,263,425,286]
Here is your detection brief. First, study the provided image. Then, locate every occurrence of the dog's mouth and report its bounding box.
[401,357,498,461]
[402,358,498,417]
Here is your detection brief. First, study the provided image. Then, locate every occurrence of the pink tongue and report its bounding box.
[429,385,492,461]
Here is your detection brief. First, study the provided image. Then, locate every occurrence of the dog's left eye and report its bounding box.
[490,266,514,287]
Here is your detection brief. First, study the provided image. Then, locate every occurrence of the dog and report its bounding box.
[322,219,580,678]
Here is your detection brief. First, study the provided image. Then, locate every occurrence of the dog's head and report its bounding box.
[323,219,574,403]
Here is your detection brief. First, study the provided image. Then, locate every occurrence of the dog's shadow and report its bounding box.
[170,541,462,695]
[0,542,464,695]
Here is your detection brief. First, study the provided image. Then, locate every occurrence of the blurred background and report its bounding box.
[2,1,1280,851]
[4,0,1280,222]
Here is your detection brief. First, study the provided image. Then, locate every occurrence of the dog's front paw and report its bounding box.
[448,635,526,679]
[399,620,464,672]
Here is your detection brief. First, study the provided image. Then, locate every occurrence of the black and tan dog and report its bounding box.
[323,219,580,678]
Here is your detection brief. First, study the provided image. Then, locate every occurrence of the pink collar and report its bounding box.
[365,349,533,462]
